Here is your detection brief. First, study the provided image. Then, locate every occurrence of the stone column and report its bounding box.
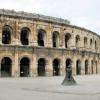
[29,59,33,77]
[33,22,38,46]
[69,34,76,49]
[45,58,53,76]
[72,56,76,75]
[60,28,64,48]
[88,59,91,74]
[29,25,34,46]
[96,61,98,74]
[80,36,84,50]
[60,58,65,76]
[12,21,20,45]
[93,61,96,74]
[81,58,85,75]
[46,25,52,48]
[32,56,38,77]
[12,47,19,77]
[30,55,36,77]
[97,60,100,74]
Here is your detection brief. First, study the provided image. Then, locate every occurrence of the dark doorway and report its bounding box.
[84,37,87,47]
[38,58,46,76]
[52,31,59,47]
[53,59,60,76]
[96,61,98,73]
[75,35,80,48]
[38,29,46,46]
[20,57,30,77]
[76,60,81,75]
[91,60,93,74]
[20,27,29,45]
[65,33,71,48]
[85,60,88,74]
[1,57,12,77]
[2,26,11,44]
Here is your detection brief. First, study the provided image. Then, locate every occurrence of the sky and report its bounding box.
[0,0,100,34]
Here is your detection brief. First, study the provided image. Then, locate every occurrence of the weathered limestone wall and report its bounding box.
[0,9,99,77]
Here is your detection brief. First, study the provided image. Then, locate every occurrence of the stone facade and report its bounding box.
[0,9,100,77]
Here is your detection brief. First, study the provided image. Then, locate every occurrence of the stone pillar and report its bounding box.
[12,48,19,77]
[97,60,100,74]
[11,60,15,77]
[12,21,20,45]
[60,58,65,76]
[29,57,34,77]
[46,25,52,47]
[81,58,85,75]
[29,26,34,46]
[60,28,64,48]
[80,36,84,50]
[93,61,96,74]
[69,34,76,49]
[72,56,76,75]
[45,58,53,76]
[33,22,38,46]
[88,59,91,74]
[96,61,98,74]
[32,56,38,77]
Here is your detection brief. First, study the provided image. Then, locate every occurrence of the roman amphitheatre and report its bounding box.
[0,9,99,77]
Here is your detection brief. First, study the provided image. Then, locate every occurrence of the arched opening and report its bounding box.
[66,59,72,72]
[85,60,88,74]
[76,60,81,75]
[91,60,93,74]
[84,37,87,47]
[38,58,46,76]
[95,41,97,49]
[38,29,46,46]
[65,33,71,48]
[20,57,30,77]
[1,57,12,77]
[75,35,80,48]
[2,26,12,44]
[52,31,59,47]
[20,27,30,45]
[90,39,93,46]
[96,61,98,73]
[53,59,60,76]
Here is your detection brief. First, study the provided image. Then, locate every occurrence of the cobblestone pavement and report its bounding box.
[0,75,100,100]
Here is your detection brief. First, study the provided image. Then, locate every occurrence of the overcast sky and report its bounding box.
[0,0,100,34]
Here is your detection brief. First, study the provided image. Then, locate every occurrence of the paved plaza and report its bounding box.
[0,75,100,100]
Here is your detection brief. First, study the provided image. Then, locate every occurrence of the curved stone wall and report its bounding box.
[0,9,99,77]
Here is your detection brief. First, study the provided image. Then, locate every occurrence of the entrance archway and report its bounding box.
[38,29,46,46]
[52,31,59,47]
[20,57,30,77]
[76,60,81,75]
[38,58,46,76]
[91,60,93,74]
[1,57,12,77]
[96,61,98,73]
[20,27,29,45]
[85,60,88,74]
[75,35,80,48]
[2,26,12,44]
[65,33,71,48]
[53,59,60,76]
